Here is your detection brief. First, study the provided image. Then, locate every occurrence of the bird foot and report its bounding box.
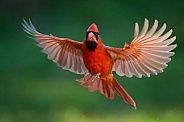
[92,72,101,81]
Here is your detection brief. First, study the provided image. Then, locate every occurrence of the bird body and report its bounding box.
[22,19,177,109]
[82,46,113,78]
[82,23,114,83]
[82,39,113,78]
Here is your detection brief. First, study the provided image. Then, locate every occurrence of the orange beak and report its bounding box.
[87,32,98,43]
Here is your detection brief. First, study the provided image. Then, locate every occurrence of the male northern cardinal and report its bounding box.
[22,19,176,108]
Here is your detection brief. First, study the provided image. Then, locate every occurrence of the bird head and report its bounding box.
[85,23,100,50]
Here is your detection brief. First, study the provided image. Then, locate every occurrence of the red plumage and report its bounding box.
[22,19,177,109]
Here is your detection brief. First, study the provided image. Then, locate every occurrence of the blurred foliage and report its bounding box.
[0,0,184,121]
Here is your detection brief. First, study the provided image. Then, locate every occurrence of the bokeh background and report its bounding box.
[0,0,183,122]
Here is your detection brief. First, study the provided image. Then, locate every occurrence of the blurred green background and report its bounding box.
[0,0,183,122]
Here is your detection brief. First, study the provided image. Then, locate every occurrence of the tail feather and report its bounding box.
[76,74,136,108]
[98,79,104,94]
[103,82,114,99]
[81,76,93,87]
[112,77,136,109]
[88,78,99,92]
[77,74,114,99]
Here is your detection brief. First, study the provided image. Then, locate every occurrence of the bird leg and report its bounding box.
[91,72,101,81]
[84,70,90,76]
[76,72,101,87]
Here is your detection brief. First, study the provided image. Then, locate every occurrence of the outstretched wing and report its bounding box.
[22,19,87,74]
[106,19,177,78]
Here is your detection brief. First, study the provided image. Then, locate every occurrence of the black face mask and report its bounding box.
[86,31,99,50]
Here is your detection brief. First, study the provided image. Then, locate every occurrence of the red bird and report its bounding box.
[22,19,177,108]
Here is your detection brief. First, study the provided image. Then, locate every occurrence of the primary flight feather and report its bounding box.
[22,19,177,109]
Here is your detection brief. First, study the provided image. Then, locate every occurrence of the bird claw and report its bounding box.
[84,70,90,76]
[92,72,101,81]
[81,71,101,82]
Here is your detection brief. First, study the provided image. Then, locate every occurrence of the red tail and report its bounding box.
[77,74,136,109]
[112,77,136,109]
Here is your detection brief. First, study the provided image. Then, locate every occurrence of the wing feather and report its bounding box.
[139,19,149,36]
[22,19,87,74]
[107,19,177,78]
[146,20,158,36]
[134,23,139,38]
